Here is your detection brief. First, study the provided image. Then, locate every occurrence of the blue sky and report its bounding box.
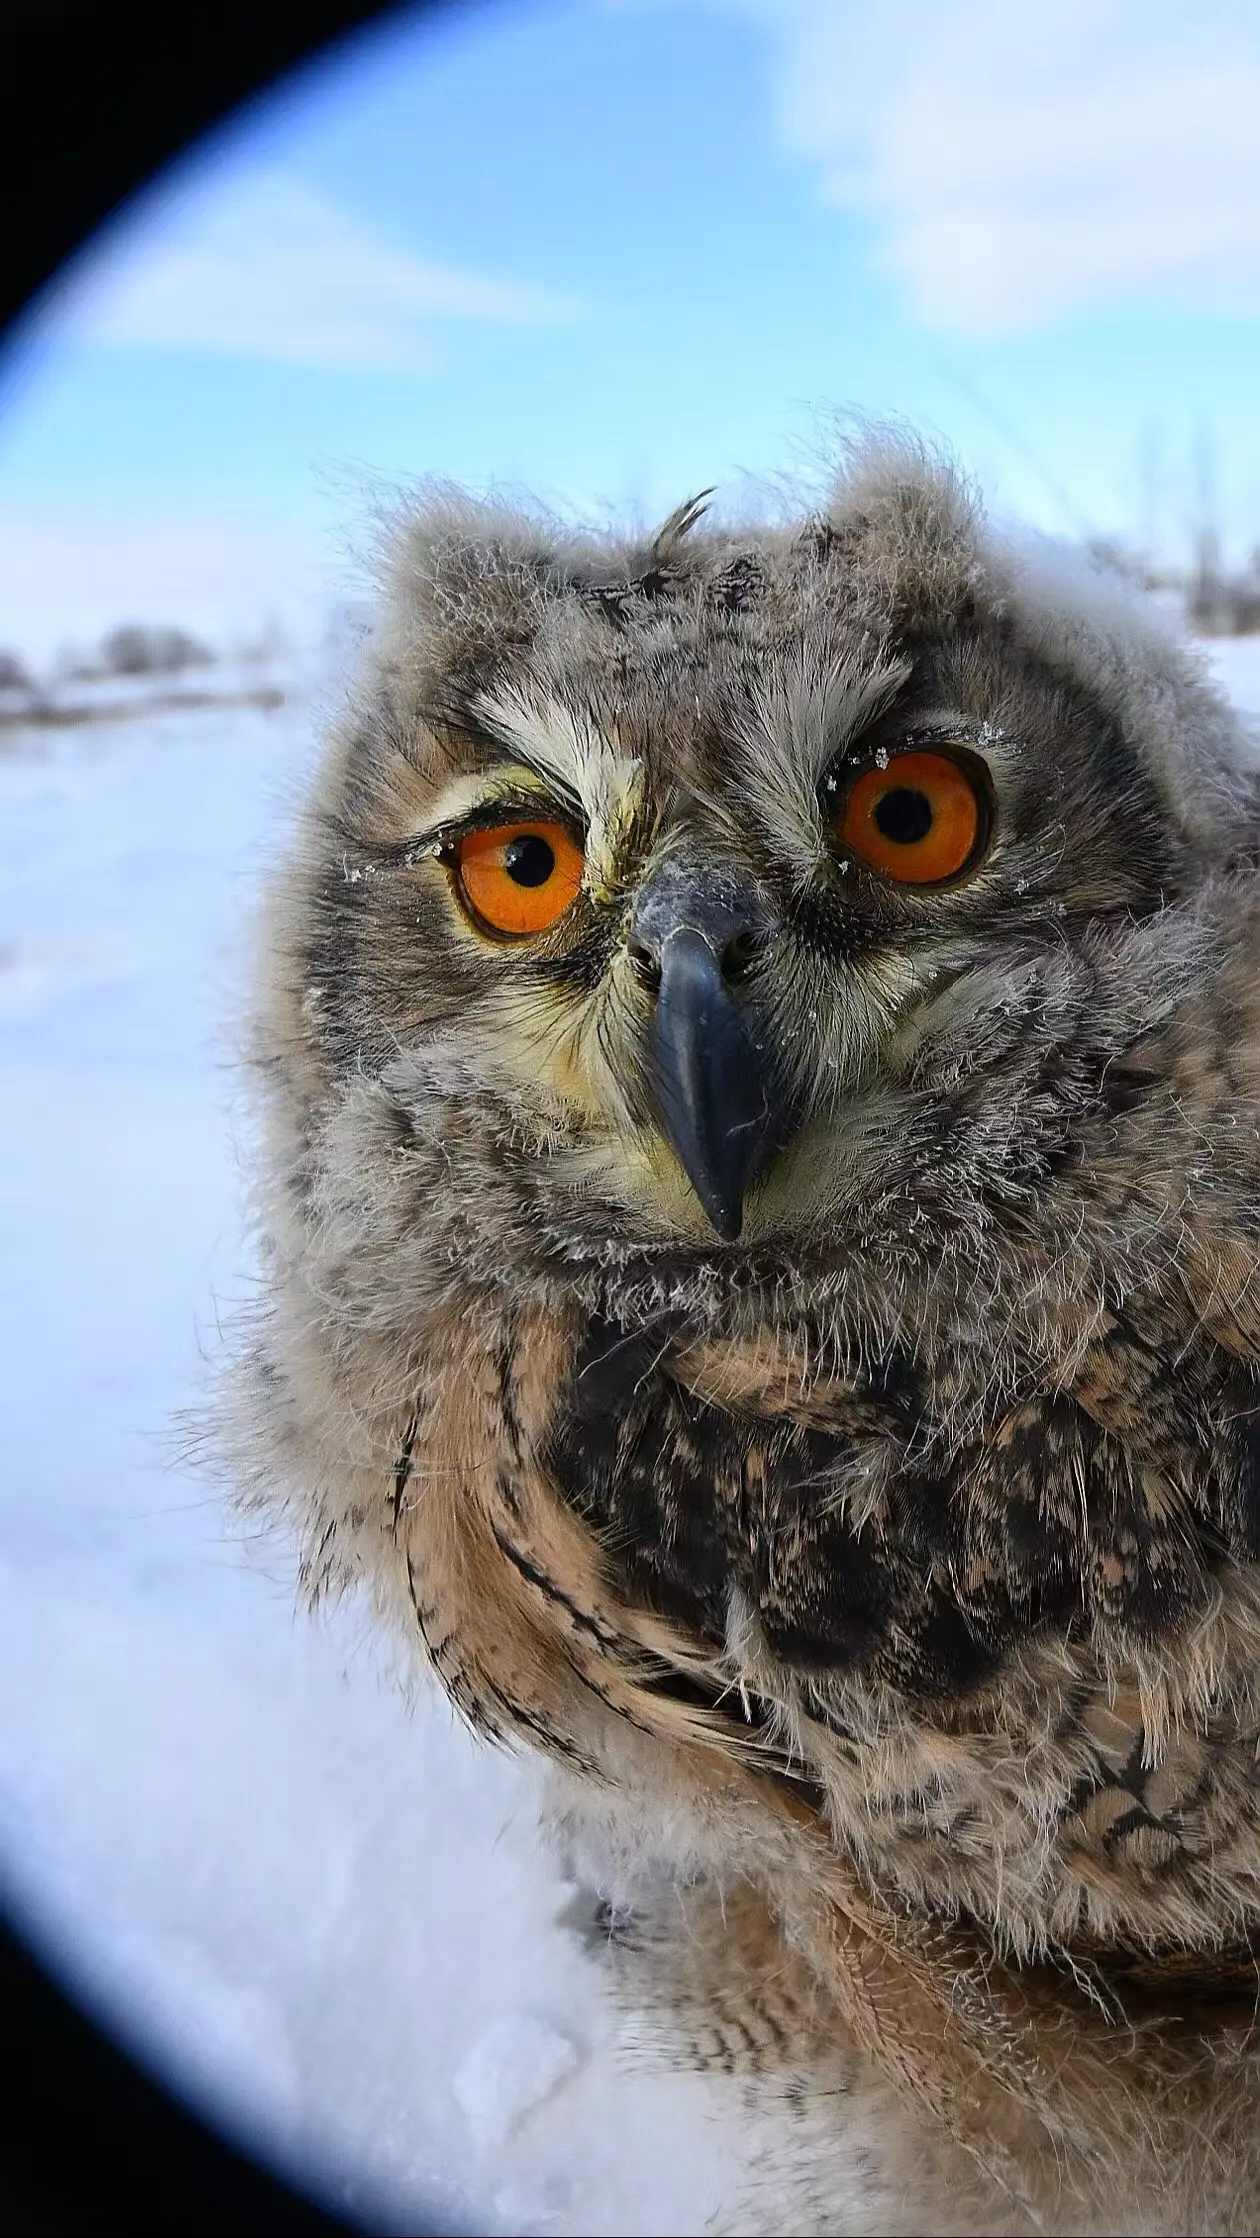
[2,0,1259,653]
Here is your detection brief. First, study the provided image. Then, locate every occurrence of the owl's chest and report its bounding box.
[547,1315,1000,1698]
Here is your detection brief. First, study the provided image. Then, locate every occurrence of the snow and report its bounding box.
[2,633,1257,2232]
[1203,631,1260,719]
[0,669,825,2236]
[452,2018,581,2155]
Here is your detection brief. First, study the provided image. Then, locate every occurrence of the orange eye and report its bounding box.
[453,820,584,937]
[836,749,986,886]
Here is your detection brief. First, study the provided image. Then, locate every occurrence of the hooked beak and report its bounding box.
[645,927,775,1242]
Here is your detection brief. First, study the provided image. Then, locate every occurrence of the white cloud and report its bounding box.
[719,0,1260,334]
[57,170,577,369]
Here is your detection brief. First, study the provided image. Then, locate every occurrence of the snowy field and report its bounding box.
[0,655,840,2237]
[1,630,1258,2233]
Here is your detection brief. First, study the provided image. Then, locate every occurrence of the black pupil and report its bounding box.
[874,786,933,845]
[503,832,556,887]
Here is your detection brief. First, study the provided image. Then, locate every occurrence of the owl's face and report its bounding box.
[290,454,1249,1325]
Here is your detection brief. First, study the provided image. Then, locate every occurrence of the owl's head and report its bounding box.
[273,440,1256,1331]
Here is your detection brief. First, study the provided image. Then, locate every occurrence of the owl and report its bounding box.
[227,436,1260,2233]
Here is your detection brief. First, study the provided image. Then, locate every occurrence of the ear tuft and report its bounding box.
[651,489,716,564]
[818,426,986,629]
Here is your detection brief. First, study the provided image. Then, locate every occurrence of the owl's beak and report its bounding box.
[643,926,773,1242]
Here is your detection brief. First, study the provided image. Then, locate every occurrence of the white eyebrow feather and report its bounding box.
[472,685,643,896]
[411,765,557,841]
[730,651,912,880]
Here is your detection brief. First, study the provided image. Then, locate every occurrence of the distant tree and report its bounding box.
[100,624,215,676]
[0,650,35,695]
